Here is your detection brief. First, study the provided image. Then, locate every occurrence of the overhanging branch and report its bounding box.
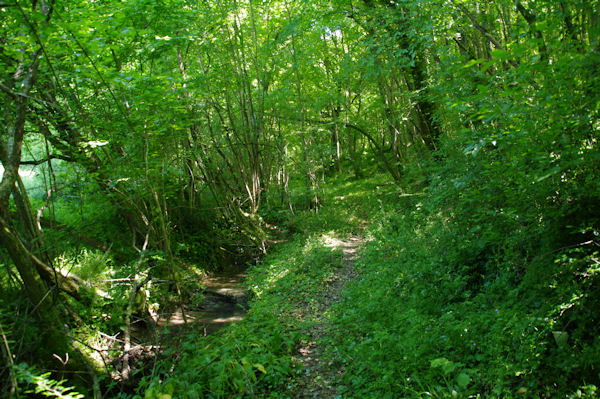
[20,154,74,165]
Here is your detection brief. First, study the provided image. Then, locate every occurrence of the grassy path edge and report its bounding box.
[291,236,363,398]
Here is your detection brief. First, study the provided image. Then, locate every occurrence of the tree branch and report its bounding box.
[0,81,57,107]
[20,154,74,165]
[264,112,385,152]
[449,0,519,68]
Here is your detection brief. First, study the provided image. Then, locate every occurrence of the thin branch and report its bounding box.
[448,0,519,68]
[0,321,18,399]
[53,12,135,131]
[0,82,59,108]
[20,154,73,165]
[122,273,153,381]
[264,112,385,152]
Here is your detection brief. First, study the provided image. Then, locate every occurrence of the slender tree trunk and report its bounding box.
[0,216,52,313]
[516,1,548,62]
[286,5,314,209]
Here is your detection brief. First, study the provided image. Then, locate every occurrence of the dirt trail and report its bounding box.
[294,236,362,398]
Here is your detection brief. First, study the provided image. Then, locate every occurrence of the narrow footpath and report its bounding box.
[293,235,363,398]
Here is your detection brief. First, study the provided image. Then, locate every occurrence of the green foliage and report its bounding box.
[139,235,339,398]
[142,310,297,399]
[56,249,111,282]
[326,169,600,397]
[139,174,390,397]
[13,363,84,399]
[282,172,391,235]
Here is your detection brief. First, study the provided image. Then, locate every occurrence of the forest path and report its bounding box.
[292,235,363,398]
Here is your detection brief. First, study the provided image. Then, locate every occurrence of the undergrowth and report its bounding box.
[124,163,599,398]
[325,179,600,397]
[139,173,390,398]
[140,233,344,398]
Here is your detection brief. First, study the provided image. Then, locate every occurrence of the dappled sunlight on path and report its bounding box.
[294,235,363,398]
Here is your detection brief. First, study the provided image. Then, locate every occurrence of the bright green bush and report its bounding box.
[329,189,599,396]
[13,363,84,399]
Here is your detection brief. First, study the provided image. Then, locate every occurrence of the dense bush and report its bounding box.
[329,181,599,396]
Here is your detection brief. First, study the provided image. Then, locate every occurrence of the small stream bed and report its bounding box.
[116,267,251,390]
[159,269,249,335]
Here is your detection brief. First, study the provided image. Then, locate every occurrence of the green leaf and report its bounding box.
[463,58,485,68]
[535,166,561,182]
[490,49,510,59]
[430,357,456,374]
[456,372,471,388]
[253,363,267,374]
[481,60,495,73]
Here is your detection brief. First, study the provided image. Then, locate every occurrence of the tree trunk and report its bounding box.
[0,215,52,312]
[516,1,548,62]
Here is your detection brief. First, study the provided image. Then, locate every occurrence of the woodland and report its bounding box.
[0,0,599,397]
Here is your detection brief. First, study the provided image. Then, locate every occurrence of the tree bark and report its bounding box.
[0,216,52,312]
